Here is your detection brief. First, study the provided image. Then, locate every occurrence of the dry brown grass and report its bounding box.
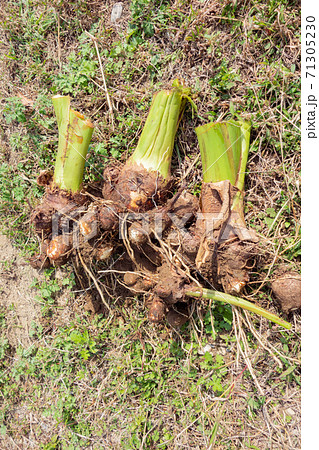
[0,0,300,448]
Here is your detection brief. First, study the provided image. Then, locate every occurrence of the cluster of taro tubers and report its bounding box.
[29,83,298,329]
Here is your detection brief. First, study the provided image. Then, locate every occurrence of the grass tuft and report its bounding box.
[0,0,300,447]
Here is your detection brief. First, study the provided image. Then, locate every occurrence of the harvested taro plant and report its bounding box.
[30,82,292,331]
[194,119,256,295]
[31,95,94,267]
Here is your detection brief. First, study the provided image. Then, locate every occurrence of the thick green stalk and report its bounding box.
[129,82,191,179]
[52,95,94,193]
[196,119,250,185]
[196,119,251,220]
[186,287,291,329]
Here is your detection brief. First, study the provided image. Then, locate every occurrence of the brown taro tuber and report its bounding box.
[271,271,301,313]
[146,263,190,324]
[127,188,199,249]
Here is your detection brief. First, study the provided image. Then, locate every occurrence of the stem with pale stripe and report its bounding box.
[185,287,291,329]
[52,95,94,193]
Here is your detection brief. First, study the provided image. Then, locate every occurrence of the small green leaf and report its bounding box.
[266,207,276,218]
[80,349,90,360]
[215,354,224,366]
[264,217,274,228]
[280,365,296,378]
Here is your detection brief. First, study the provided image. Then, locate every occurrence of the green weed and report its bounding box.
[0,0,301,447]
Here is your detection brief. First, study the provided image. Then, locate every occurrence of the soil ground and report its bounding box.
[0,1,300,448]
[0,234,42,347]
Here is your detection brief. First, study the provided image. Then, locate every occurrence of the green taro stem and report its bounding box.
[186,287,291,329]
[52,95,94,193]
[129,81,191,179]
[196,119,251,216]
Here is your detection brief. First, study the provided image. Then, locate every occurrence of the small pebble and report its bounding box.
[198,344,213,355]
[111,3,123,23]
